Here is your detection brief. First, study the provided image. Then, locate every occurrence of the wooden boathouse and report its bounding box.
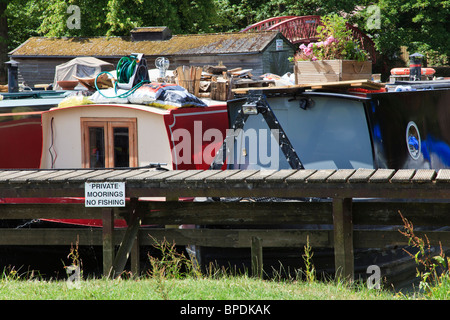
[1,168,450,282]
[8,29,295,88]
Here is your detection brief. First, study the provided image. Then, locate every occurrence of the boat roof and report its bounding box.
[42,100,227,117]
[0,91,69,110]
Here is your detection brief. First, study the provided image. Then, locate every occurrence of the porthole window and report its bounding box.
[406,121,421,160]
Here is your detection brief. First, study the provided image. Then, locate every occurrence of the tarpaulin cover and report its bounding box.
[53,57,114,89]
[90,82,207,109]
[128,83,207,109]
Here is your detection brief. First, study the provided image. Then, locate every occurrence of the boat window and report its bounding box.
[113,127,130,167]
[81,118,137,168]
[88,127,106,168]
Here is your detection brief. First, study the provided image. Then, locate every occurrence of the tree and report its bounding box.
[0,0,8,83]
[353,0,450,66]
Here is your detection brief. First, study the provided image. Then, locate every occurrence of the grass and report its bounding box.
[0,273,401,300]
[2,214,450,301]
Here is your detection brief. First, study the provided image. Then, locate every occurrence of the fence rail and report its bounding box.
[1,168,450,280]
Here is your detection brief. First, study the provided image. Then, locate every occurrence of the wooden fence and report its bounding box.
[1,168,450,281]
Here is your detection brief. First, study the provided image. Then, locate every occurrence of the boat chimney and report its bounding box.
[409,53,424,81]
[5,59,19,93]
[130,27,172,41]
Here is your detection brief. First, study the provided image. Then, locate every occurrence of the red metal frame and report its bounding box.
[242,15,378,63]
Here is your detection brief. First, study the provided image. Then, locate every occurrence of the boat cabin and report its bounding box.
[221,80,450,171]
[40,102,228,171]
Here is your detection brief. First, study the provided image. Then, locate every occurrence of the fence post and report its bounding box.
[112,197,142,278]
[251,236,263,278]
[332,198,354,281]
[102,207,115,277]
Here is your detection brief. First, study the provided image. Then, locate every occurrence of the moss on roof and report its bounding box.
[10,31,284,57]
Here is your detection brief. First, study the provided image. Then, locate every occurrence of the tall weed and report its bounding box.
[398,211,450,296]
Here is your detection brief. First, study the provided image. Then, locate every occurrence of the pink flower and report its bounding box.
[304,47,313,56]
[325,36,336,45]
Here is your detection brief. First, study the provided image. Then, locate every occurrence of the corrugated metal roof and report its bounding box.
[10,31,284,58]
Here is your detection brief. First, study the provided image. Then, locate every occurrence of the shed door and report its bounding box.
[269,50,291,75]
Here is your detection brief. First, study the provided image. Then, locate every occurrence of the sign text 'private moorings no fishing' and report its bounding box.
[85,182,126,207]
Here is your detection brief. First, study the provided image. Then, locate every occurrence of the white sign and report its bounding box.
[85,182,125,207]
[276,39,283,51]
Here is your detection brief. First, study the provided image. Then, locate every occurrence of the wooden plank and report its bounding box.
[0,170,38,182]
[164,170,204,183]
[307,169,336,183]
[0,203,101,220]
[390,169,415,183]
[263,169,297,182]
[204,169,241,182]
[124,169,166,181]
[0,170,18,179]
[285,169,316,183]
[412,169,436,183]
[144,170,187,182]
[29,170,77,182]
[143,201,333,225]
[68,170,113,182]
[3,227,448,250]
[436,169,450,182]
[8,170,58,183]
[327,169,356,183]
[368,169,395,183]
[348,168,375,183]
[46,170,93,182]
[244,170,278,182]
[224,170,259,182]
[354,230,450,248]
[105,169,152,181]
[353,201,450,226]
[86,169,132,181]
[0,228,102,246]
[142,228,332,248]
[184,170,223,182]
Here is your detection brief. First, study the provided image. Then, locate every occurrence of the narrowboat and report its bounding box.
[1,83,228,225]
[0,91,69,169]
[0,80,228,278]
[195,79,450,289]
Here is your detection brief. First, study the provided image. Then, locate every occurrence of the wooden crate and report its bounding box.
[295,60,372,84]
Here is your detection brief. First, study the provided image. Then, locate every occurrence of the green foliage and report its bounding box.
[3,0,449,68]
[295,14,369,61]
[356,0,450,66]
[398,211,450,296]
[302,235,316,283]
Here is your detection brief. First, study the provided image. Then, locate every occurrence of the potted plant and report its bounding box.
[293,14,372,84]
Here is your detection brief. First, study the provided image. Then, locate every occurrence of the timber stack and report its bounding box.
[173,64,275,101]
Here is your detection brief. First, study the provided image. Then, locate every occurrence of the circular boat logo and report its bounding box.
[406,121,421,160]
